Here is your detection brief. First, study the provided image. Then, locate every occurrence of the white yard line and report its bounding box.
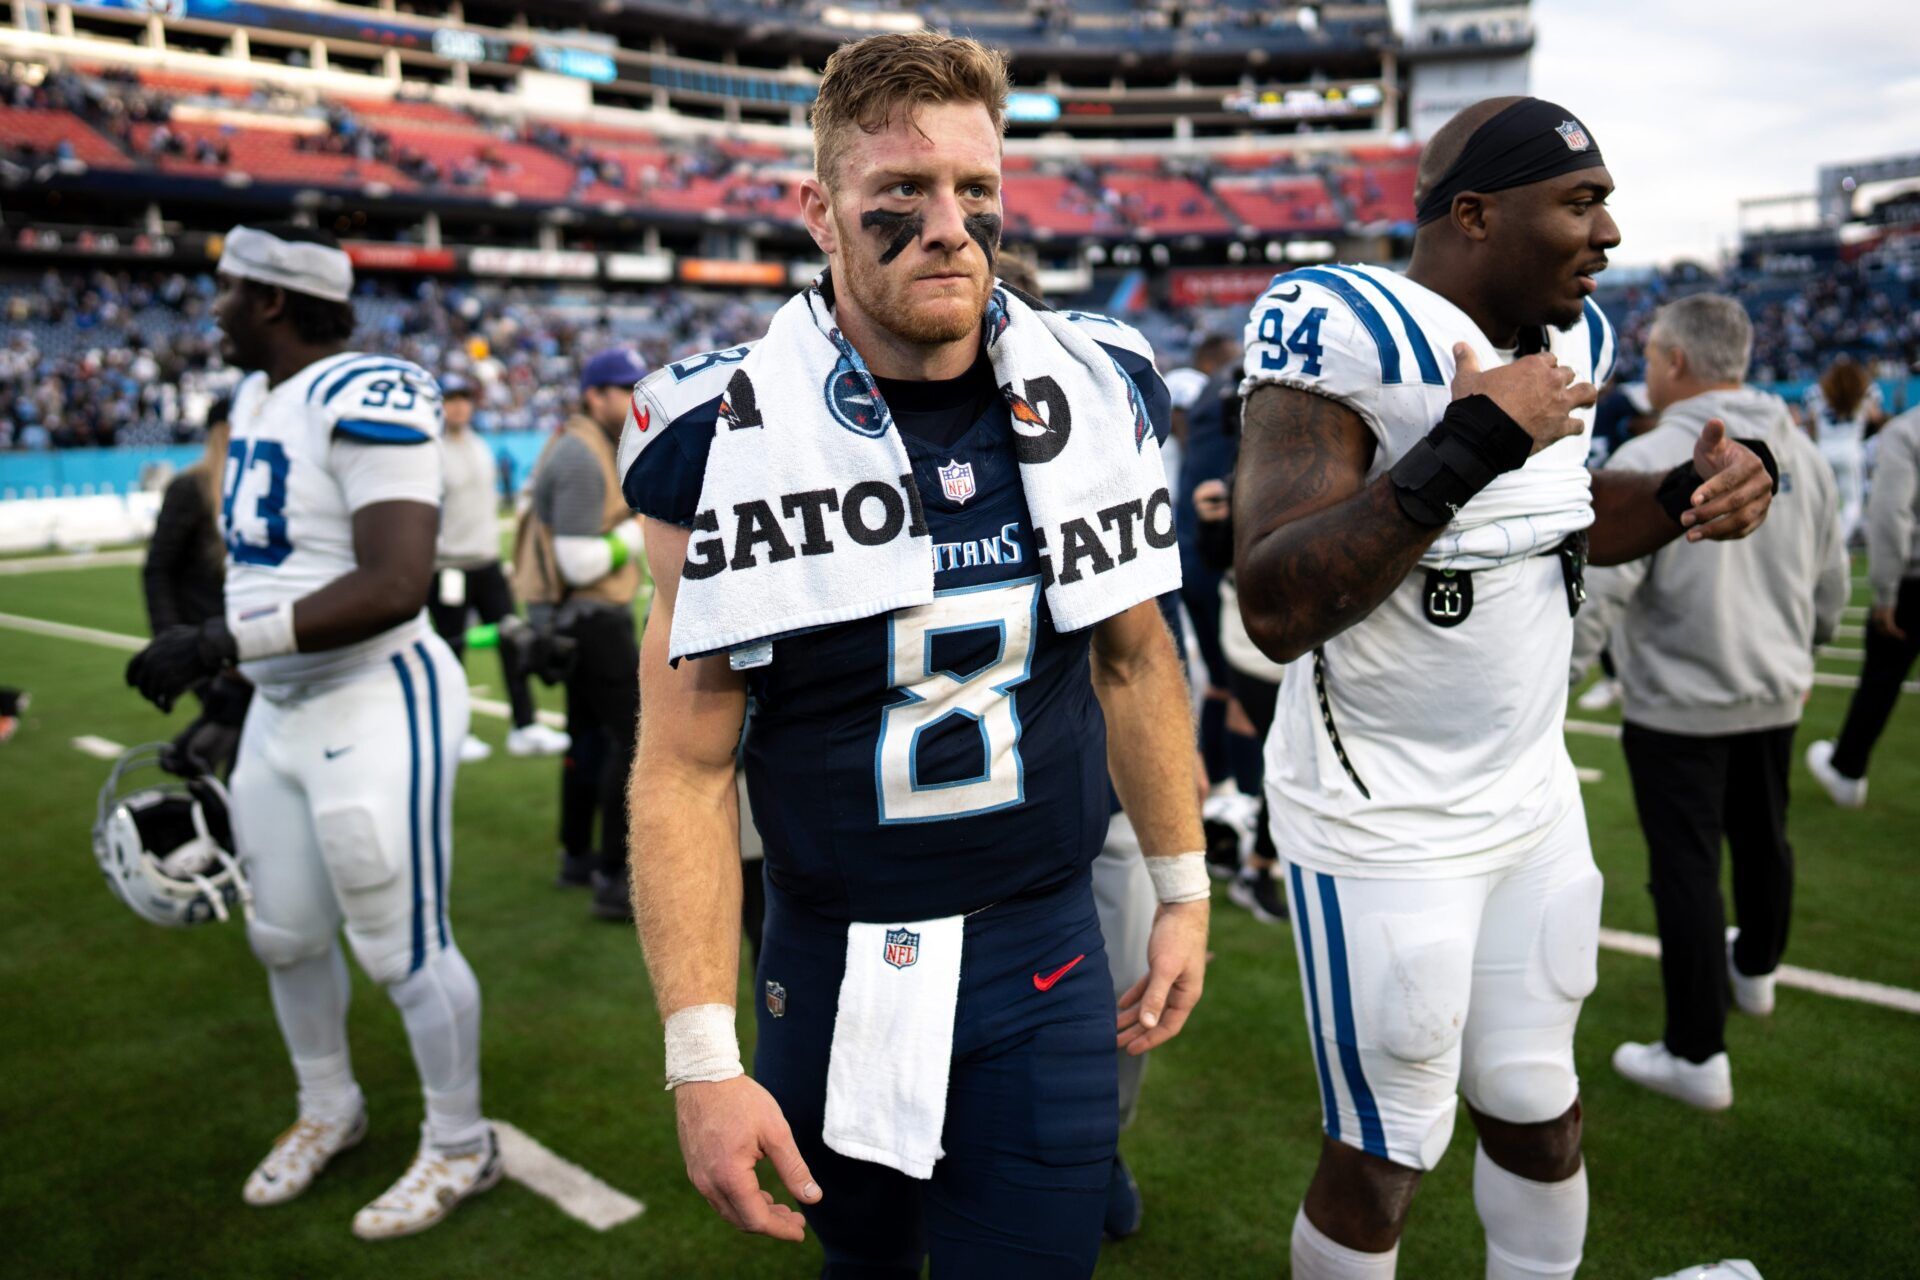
[1597,928,1920,1016]
[1564,718,1623,740]
[1812,671,1920,695]
[1836,625,1866,640]
[1817,646,1862,663]
[469,694,566,730]
[0,611,146,651]
[1576,766,1603,784]
[71,734,126,759]
[492,1120,644,1231]
[0,549,145,575]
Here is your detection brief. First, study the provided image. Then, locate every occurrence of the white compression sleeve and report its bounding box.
[266,942,363,1123]
[1475,1143,1587,1280]
[388,944,486,1151]
[1292,1206,1400,1279]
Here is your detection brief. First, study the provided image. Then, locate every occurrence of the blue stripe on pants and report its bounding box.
[390,653,426,974]
[414,641,450,950]
[1315,872,1388,1159]
[1289,862,1341,1142]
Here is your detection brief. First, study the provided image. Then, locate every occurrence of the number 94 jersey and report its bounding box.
[223,352,444,693]
[1241,263,1616,571]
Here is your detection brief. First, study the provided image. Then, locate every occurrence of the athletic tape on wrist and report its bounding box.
[227,601,297,661]
[1145,851,1211,904]
[1390,394,1533,527]
[663,1003,744,1089]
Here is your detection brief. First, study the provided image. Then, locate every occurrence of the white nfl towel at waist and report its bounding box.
[663,281,1180,661]
[823,915,964,1179]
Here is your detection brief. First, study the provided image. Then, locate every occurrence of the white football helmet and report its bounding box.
[93,743,252,927]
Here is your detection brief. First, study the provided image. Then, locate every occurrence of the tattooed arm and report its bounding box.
[1231,387,1442,664]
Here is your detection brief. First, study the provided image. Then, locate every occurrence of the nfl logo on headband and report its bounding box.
[1555,120,1591,152]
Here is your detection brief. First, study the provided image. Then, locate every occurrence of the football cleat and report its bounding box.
[243,1108,369,1206]
[507,723,571,757]
[1201,792,1260,881]
[1575,677,1620,712]
[1652,1262,1764,1280]
[1612,1041,1732,1111]
[1228,866,1288,925]
[1726,928,1776,1017]
[590,868,634,922]
[1804,740,1865,809]
[352,1125,503,1240]
[458,734,493,764]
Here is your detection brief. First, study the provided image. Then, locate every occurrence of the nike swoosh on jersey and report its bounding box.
[1272,285,1302,302]
[324,746,353,759]
[1033,954,1086,991]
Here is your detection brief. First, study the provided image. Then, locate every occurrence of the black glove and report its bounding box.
[127,618,238,714]
[161,714,241,777]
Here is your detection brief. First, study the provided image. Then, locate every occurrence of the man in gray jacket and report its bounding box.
[1806,403,1920,807]
[1571,294,1847,1110]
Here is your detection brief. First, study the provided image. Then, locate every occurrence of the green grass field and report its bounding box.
[1,555,1915,1279]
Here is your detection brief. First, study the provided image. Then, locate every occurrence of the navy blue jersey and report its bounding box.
[625,319,1170,921]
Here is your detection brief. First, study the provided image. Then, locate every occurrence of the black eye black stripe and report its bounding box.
[861,210,922,265]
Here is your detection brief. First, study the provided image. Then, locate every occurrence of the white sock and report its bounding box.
[388,944,486,1150]
[266,944,364,1123]
[1474,1142,1587,1279]
[1292,1206,1400,1279]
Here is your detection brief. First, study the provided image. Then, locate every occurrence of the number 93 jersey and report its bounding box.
[223,352,445,694]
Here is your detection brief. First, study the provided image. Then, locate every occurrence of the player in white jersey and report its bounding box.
[1800,357,1886,545]
[1230,101,1778,1279]
[126,225,498,1240]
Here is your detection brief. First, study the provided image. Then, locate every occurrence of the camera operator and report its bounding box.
[512,350,648,921]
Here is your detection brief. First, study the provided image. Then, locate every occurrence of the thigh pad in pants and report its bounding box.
[1459,822,1602,1126]
[313,802,418,985]
[1290,865,1480,1172]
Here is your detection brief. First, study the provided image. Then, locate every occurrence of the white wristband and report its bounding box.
[663,1003,744,1090]
[1145,851,1211,904]
[228,601,298,661]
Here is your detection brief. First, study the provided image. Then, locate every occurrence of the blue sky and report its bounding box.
[1394,0,1920,266]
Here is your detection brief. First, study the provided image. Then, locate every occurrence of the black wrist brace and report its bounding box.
[1389,395,1534,527]
[1655,462,1704,525]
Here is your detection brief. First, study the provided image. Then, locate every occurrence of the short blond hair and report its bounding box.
[811,32,1010,190]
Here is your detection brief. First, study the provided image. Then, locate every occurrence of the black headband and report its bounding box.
[1415,97,1605,227]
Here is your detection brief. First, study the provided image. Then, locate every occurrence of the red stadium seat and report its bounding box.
[0,105,131,168]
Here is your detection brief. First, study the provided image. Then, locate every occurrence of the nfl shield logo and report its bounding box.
[884,928,920,969]
[764,980,786,1018]
[938,460,976,505]
[1555,120,1590,152]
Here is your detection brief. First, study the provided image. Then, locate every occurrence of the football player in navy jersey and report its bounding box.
[621,33,1208,1277]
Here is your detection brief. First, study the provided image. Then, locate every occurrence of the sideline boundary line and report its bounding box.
[1598,929,1920,1016]
[493,1120,644,1231]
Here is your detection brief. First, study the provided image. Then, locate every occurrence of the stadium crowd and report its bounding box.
[0,269,773,449]
[4,256,1916,451]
